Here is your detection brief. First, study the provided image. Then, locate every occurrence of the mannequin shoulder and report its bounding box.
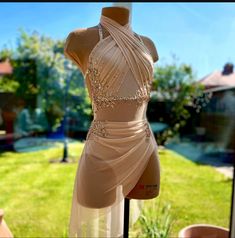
[64,26,98,51]
[63,26,99,73]
[139,35,159,63]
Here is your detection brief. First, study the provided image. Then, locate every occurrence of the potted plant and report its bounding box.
[178,224,229,238]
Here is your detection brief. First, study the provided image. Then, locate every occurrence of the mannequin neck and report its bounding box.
[101,7,130,26]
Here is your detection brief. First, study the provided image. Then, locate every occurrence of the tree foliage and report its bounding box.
[151,54,206,144]
[0,28,92,131]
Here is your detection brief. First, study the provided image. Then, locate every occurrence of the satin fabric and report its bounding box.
[67,15,159,238]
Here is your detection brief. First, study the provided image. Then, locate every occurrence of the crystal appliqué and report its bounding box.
[86,40,153,114]
[145,122,151,142]
[87,62,152,113]
[86,119,109,140]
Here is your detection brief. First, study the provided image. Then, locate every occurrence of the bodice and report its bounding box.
[83,15,154,118]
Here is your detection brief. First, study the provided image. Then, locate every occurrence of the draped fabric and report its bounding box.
[67,15,159,238]
[99,15,154,90]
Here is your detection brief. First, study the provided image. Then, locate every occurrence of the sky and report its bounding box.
[0,2,235,80]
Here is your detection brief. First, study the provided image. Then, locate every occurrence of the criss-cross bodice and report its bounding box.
[84,15,154,121]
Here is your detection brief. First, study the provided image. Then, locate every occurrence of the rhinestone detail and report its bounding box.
[145,122,151,142]
[87,59,152,114]
[85,27,154,114]
[86,119,152,141]
[86,119,109,140]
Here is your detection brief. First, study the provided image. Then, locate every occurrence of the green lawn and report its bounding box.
[0,141,232,237]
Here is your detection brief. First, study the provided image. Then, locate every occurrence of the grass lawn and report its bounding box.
[0,141,232,237]
[130,148,232,237]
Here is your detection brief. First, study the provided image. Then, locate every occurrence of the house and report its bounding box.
[198,62,235,90]
[194,63,235,152]
[0,59,12,76]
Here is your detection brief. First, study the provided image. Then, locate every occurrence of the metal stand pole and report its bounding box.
[61,136,68,163]
[60,62,72,163]
[49,61,74,164]
[123,198,130,238]
[61,89,69,163]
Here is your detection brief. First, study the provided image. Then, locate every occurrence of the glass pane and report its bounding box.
[0,3,234,238]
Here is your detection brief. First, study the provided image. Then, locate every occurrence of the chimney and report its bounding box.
[222,62,234,75]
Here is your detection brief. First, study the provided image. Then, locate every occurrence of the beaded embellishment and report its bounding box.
[87,60,153,113]
[85,23,154,114]
[86,119,109,140]
[145,122,151,142]
[86,119,152,141]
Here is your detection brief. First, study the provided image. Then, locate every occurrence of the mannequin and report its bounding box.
[0,209,13,238]
[64,6,160,205]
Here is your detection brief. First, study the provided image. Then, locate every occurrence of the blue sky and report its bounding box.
[0,2,235,80]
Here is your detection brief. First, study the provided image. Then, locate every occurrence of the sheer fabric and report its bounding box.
[66,15,159,237]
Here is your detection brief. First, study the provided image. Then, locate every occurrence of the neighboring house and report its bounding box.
[0,59,14,150]
[0,59,12,76]
[198,62,235,90]
[198,62,235,115]
[195,63,235,151]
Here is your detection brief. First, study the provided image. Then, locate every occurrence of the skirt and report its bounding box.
[68,118,158,237]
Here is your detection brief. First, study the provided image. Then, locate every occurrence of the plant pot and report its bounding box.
[178,224,229,238]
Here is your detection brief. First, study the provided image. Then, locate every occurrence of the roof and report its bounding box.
[204,85,235,93]
[0,60,13,75]
[198,69,235,89]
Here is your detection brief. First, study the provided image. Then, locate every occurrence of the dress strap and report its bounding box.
[99,15,153,89]
[136,33,144,45]
[98,23,103,40]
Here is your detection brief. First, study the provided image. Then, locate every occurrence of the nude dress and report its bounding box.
[64,15,160,238]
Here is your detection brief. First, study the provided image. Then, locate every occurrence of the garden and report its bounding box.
[0,142,231,237]
[0,29,232,237]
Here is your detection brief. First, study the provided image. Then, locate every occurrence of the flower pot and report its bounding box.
[178,224,229,238]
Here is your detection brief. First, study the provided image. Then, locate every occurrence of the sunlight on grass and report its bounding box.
[130,148,232,237]
[0,142,232,237]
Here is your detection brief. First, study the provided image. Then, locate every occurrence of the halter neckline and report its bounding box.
[100,15,132,32]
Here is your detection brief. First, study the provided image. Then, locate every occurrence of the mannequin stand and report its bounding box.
[123,198,130,238]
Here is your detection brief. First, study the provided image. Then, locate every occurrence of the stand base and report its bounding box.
[49,157,76,164]
[124,198,130,238]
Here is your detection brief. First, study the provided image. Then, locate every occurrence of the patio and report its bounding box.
[165,135,234,179]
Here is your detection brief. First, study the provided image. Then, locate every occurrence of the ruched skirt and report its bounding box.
[68,118,158,237]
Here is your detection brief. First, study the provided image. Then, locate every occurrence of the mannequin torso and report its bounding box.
[64,7,159,76]
[64,6,160,204]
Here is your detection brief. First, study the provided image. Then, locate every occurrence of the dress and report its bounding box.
[64,15,159,238]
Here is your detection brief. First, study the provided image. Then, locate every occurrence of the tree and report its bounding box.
[0,28,92,133]
[151,54,206,145]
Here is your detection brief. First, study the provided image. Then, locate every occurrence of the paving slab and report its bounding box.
[165,138,234,179]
